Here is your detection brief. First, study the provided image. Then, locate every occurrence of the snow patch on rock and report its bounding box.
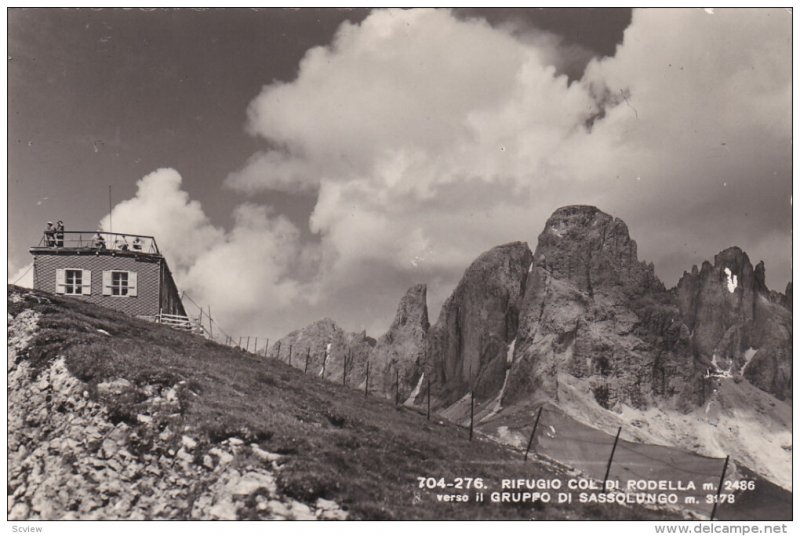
[741,347,758,374]
[506,338,516,364]
[404,373,424,406]
[724,267,738,293]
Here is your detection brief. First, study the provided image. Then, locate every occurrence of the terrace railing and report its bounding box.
[138,312,203,334]
[34,230,160,255]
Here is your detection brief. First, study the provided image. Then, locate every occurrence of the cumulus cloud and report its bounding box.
[224,8,606,328]
[100,168,224,273]
[9,262,33,288]
[224,8,791,336]
[575,8,791,281]
[109,8,791,340]
[181,204,311,332]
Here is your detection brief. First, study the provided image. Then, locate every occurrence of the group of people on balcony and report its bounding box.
[91,231,144,251]
[43,221,143,251]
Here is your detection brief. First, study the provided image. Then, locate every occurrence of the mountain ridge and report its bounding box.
[270,204,791,493]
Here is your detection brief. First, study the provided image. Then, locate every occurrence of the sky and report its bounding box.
[8,8,792,342]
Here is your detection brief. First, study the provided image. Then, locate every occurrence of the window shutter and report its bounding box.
[128,271,138,297]
[102,271,112,296]
[55,269,65,294]
[82,270,92,295]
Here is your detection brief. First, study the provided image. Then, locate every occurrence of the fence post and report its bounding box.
[469,390,475,441]
[700,375,706,406]
[602,427,622,492]
[238,336,242,349]
[710,455,730,521]
[304,348,310,374]
[246,336,251,352]
[321,348,326,378]
[208,306,213,338]
[426,375,431,421]
[364,361,370,399]
[264,339,269,358]
[524,406,544,461]
[254,337,258,354]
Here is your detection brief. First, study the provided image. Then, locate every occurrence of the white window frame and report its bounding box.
[102,270,138,297]
[111,271,129,296]
[56,268,92,295]
[64,269,83,295]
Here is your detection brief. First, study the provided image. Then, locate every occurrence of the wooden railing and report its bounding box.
[139,312,203,334]
[34,230,160,255]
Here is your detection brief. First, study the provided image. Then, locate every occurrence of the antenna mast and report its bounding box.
[108,185,112,234]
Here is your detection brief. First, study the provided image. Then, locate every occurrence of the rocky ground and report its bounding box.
[7,293,347,520]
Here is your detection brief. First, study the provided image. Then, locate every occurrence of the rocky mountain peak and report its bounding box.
[676,246,757,357]
[370,284,430,400]
[713,246,754,283]
[389,283,429,334]
[269,316,372,385]
[505,206,685,410]
[676,246,791,400]
[783,282,792,310]
[427,241,533,405]
[535,205,661,296]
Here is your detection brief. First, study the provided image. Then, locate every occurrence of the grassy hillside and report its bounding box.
[8,286,675,520]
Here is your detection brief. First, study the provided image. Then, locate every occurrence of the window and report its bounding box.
[102,270,138,297]
[65,269,82,295]
[55,269,91,295]
[111,271,128,296]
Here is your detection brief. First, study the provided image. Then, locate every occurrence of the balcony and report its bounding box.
[30,230,161,256]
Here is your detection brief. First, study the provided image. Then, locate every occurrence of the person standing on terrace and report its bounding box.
[44,222,55,247]
[93,230,106,249]
[55,220,64,247]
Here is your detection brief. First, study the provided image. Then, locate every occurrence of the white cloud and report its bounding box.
[108,8,791,340]
[573,8,791,281]
[100,168,224,273]
[182,204,307,332]
[9,262,34,288]
[226,8,607,328]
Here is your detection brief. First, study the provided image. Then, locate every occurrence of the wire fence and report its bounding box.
[178,291,271,356]
[530,406,726,507]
